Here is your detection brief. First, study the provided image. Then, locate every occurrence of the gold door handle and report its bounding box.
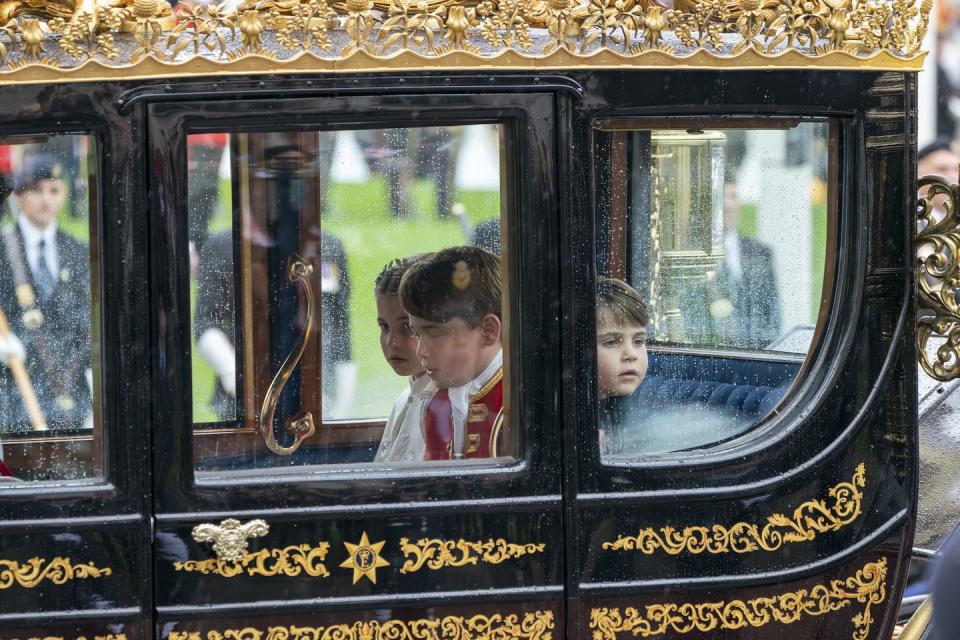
[192,518,269,563]
[258,255,317,455]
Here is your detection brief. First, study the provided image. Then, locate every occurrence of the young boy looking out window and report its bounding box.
[596,277,649,455]
[399,246,505,460]
[373,255,435,463]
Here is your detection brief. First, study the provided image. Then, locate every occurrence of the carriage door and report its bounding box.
[147,85,564,638]
[563,72,916,640]
[0,113,153,637]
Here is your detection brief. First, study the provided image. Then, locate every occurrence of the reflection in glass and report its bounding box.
[0,134,99,482]
[594,122,831,457]
[188,125,514,472]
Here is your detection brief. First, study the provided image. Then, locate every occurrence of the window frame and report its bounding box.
[147,90,564,513]
[0,129,108,491]
[578,112,853,480]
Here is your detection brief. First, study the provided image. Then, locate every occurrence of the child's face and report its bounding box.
[596,319,648,399]
[17,179,66,230]
[409,315,497,389]
[376,294,424,378]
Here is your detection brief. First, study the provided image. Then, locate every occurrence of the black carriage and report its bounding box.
[0,1,936,638]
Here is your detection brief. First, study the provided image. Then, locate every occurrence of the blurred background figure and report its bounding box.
[918,138,959,182]
[354,126,462,219]
[0,152,92,433]
[187,133,228,265]
[680,181,781,350]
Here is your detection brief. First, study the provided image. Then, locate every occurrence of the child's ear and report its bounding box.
[480,314,502,346]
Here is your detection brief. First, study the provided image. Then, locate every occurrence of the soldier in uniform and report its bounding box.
[0,154,92,433]
[399,246,506,460]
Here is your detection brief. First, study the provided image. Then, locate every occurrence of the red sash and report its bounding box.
[422,369,505,460]
[0,459,13,477]
[423,388,453,460]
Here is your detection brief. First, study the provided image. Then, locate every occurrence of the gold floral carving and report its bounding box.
[0,556,113,589]
[602,463,865,555]
[173,541,331,578]
[167,611,555,640]
[590,558,887,640]
[0,0,930,81]
[399,537,546,573]
[917,173,960,381]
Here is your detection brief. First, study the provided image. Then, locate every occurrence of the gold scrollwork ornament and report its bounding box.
[0,556,112,589]
[590,558,887,640]
[917,173,960,381]
[603,463,865,555]
[399,537,545,573]
[168,611,556,640]
[174,540,330,578]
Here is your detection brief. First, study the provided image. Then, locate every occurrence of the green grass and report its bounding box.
[322,177,498,418]
[739,200,827,324]
[191,176,500,421]
[810,202,827,322]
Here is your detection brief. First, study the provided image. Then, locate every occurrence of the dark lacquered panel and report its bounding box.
[154,507,561,607]
[0,620,149,640]
[0,80,151,636]
[158,599,562,640]
[0,523,148,616]
[573,536,906,640]
[560,69,916,640]
[566,71,911,492]
[576,454,907,585]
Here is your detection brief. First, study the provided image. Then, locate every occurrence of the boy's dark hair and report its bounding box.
[597,277,649,328]
[399,246,501,327]
[375,253,433,296]
[14,154,64,194]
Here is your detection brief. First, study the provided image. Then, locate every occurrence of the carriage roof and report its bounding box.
[0,0,931,84]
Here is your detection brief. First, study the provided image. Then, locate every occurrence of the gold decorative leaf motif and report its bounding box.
[167,611,555,640]
[173,541,330,578]
[602,463,865,555]
[0,0,931,79]
[590,558,887,640]
[0,556,113,589]
[917,173,960,381]
[399,537,546,573]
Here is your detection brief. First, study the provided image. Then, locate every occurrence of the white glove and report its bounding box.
[198,328,237,396]
[329,360,358,419]
[0,332,26,366]
[84,368,94,429]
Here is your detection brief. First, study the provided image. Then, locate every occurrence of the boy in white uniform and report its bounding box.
[373,256,435,462]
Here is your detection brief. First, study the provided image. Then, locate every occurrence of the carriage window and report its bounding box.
[0,134,101,483]
[188,124,515,473]
[593,121,833,458]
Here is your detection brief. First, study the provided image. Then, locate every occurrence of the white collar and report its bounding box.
[461,348,503,397]
[17,216,57,248]
[409,373,436,397]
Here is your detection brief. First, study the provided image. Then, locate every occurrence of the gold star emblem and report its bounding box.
[340,531,389,584]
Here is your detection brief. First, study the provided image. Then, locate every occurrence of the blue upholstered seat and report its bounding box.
[639,351,800,423]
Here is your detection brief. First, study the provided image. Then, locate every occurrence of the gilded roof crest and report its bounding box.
[0,0,930,83]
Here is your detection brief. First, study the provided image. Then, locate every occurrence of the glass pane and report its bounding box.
[188,124,515,473]
[593,121,832,459]
[0,134,101,483]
